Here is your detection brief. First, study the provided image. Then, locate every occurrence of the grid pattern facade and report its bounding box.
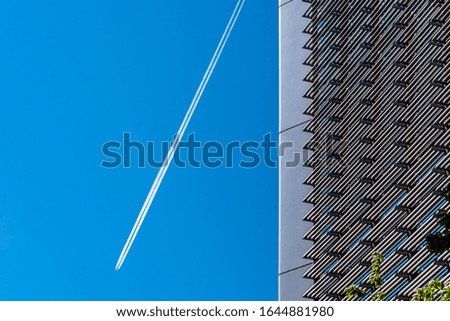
[301,0,450,300]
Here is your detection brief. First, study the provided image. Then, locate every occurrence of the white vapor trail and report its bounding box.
[116,0,246,270]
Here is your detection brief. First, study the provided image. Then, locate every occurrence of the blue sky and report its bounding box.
[0,0,278,300]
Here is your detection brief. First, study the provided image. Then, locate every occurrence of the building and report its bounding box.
[279,0,449,300]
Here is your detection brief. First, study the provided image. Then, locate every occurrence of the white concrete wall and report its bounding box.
[278,0,314,301]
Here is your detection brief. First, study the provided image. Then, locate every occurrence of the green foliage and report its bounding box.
[368,252,386,300]
[426,233,450,254]
[412,279,450,301]
[344,251,386,300]
[441,286,450,301]
[344,285,366,299]
[371,292,386,301]
[369,252,383,290]
[426,183,450,254]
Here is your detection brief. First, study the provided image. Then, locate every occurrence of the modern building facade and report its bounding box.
[279,0,449,300]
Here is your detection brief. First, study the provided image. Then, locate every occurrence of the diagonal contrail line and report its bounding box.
[116,0,246,270]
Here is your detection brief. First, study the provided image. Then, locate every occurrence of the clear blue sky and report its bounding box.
[0,0,278,300]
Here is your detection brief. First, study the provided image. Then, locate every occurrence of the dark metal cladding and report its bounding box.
[301,0,450,300]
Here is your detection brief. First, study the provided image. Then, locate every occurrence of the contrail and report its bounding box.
[116,0,246,270]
